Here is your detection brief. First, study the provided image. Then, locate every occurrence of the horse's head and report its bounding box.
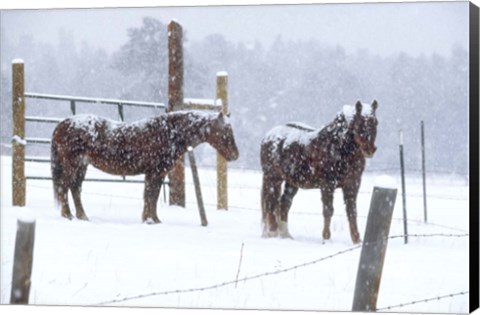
[208,112,239,161]
[351,100,378,158]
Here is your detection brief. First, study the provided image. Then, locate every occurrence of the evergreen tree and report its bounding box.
[112,17,168,102]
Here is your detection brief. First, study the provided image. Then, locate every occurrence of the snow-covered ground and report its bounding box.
[0,155,469,313]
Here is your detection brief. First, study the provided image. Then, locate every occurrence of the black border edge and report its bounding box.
[470,1,480,313]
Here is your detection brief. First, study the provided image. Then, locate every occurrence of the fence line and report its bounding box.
[376,291,469,311]
[388,232,468,239]
[73,154,461,181]
[23,170,468,202]
[22,181,469,233]
[94,244,363,305]
[18,154,469,185]
[22,163,468,202]
[94,233,467,306]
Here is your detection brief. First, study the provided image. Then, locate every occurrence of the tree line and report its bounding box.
[0,17,469,175]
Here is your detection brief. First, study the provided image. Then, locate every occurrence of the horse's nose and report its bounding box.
[229,148,239,161]
[365,146,376,158]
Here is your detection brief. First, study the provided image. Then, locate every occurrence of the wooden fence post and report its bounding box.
[167,20,185,207]
[12,60,26,207]
[216,72,228,210]
[10,219,36,304]
[187,148,208,226]
[352,187,397,312]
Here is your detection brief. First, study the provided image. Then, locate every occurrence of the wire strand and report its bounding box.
[93,233,467,306]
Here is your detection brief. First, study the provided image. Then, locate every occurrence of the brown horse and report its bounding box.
[260,100,378,244]
[51,110,239,223]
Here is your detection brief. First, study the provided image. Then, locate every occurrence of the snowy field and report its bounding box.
[0,155,469,313]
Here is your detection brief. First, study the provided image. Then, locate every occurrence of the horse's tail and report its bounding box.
[260,179,266,224]
[50,134,63,209]
[260,173,270,233]
[260,142,272,234]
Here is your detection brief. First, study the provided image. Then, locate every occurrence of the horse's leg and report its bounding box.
[343,184,361,244]
[142,172,163,224]
[71,163,89,221]
[320,186,335,241]
[59,187,73,220]
[261,174,281,238]
[278,182,298,239]
[56,169,74,220]
[53,176,73,220]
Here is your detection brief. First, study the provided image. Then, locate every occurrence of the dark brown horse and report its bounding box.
[51,111,239,223]
[260,100,378,244]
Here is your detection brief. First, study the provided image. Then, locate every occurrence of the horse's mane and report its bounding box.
[316,112,350,137]
[287,111,352,137]
[294,112,353,152]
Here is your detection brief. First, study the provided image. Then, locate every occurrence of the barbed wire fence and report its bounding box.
[376,291,469,311]
[24,182,469,240]
[94,243,364,306]
[93,233,468,310]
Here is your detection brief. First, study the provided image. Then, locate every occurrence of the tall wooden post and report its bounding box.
[352,187,397,312]
[12,60,26,207]
[167,20,185,207]
[10,219,36,304]
[216,72,228,210]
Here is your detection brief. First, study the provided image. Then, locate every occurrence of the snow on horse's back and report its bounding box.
[260,100,379,244]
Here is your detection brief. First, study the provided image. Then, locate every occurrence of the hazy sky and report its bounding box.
[1,1,470,57]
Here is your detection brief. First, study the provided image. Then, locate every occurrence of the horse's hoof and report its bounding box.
[350,231,361,244]
[76,214,89,221]
[280,232,294,240]
[262,230,278,238]
[278,221,293,239]
[278,229,294,239]
[144,217,162,224]
[352,237,362,245]
[322,230,331,240]
[62,213,74,220]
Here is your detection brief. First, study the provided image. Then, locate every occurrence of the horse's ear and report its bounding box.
[217,111,231,120]
[355,100,362,115]
[217,111,226,123]
[371,99,378,113]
